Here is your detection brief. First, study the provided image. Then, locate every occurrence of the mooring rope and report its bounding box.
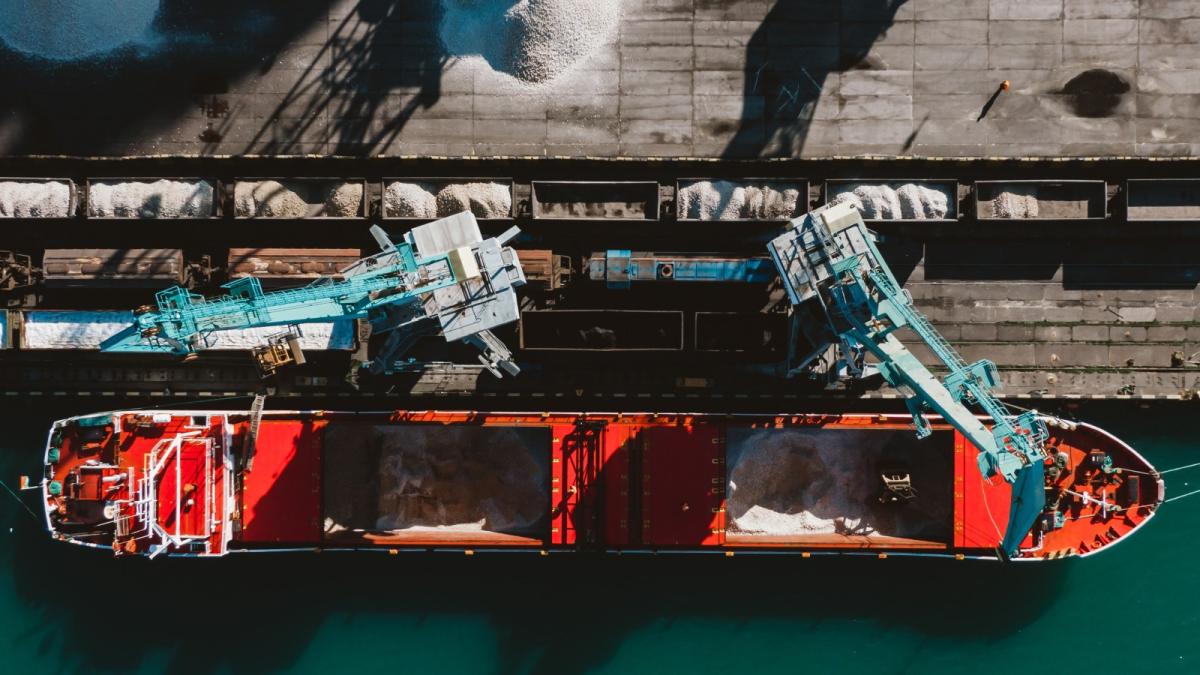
[0,479,41,522]
[1159,460,1200,475]
[1164,488,1200,504]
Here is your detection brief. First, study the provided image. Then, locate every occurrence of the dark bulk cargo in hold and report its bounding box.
[39,410,1162,560]
[1125,179,1200,221]
[322,425,550,546]
[519,310,684,350]
[694,312,787,355]
[531,181,660,220]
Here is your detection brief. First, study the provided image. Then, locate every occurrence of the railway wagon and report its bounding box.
[226,248,362,286]
[41,249,188,288]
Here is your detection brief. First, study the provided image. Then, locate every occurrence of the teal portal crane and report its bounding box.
[768,201,1048,556]
[101,212,527,377]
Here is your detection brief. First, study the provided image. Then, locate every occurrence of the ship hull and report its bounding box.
[40,409,1163,561]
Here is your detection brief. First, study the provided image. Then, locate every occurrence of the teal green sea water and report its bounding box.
[2,402,1197,675]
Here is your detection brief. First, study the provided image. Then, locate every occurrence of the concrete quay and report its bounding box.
[901,269,1200,399]
[2,0,1200,159]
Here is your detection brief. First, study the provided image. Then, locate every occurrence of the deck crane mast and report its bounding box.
[100,212,527,377]
[768,201,1048,556]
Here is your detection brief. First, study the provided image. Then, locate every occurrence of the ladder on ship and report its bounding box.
[242,393,267,472]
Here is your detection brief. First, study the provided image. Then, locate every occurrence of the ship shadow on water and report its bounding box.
[1,402,1072,675]
[7,498,1067,674]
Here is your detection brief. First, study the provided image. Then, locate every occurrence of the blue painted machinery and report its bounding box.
[588,250,775,289]
[101,212,527,377]
[768,201,1047,555]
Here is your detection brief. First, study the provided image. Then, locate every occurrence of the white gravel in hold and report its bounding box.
[0,181,71,217]
[384,182,438,218]
[895,183,947,219]
[678,180,801,220]
[435,182,512,218]
[439,0,622,85]
[324,182,363,217]
[833,183,951,220]
[88,180,214,218]
[22,311,354,350]
[0,0,160,61]
[385,181,512,219]
[234,180,309,219]
[991,190,1040,218]
[372,427,546,532]
[726,429,882,537]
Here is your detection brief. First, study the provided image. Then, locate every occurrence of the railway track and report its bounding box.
[2,157,1198,399]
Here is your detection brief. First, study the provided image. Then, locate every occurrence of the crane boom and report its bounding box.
[101,212,527,376]
[768,201,1048,556]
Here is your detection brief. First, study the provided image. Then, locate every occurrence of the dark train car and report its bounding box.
[41,249,186,288]
[227,248,362,285]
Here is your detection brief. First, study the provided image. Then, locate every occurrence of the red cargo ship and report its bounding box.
[39,409,1162,561]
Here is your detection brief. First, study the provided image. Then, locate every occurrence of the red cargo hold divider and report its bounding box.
[552,423,633,546]
[641,425,723,546]
[241,419,324,544]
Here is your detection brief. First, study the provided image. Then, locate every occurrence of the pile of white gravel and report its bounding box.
[0,180,71,217]
[439,0,622,84]
[833,183,952,220]
[234,180,309,219]
[324,183,363,217]
[385,181,511,219]
[990,190,1040,218]
[725,429,882,538]
[384,182,438,218]
[0,0,160,61]
[678,180,802,220]
[236,180,364,218]
[88,179,214,218]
